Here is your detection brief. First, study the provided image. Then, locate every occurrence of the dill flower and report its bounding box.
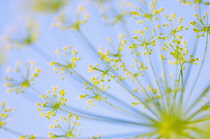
[88,60,118,84]
[156,13,188,40]
[88,0,112,5]
[4,61,41,94]
[129,28,155,55]
[52,5,89,31]
[3,19,38,49]
[161,41,199,65]
[2,0,210,138]
[190,12,210,37]
[0,101,12,128]
[49,46,81,79]
[17,135,36,139]
[29,0,69,13]
[79,83,108,107]
[48,114,80,138]
[97,34,127,60]
[130,0,164,22]
[91,135,101,139]
[178,0,210,5]
[37,87,67,119]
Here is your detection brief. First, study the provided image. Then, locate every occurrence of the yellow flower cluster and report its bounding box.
[79,83,108,108]
[178,0,210,5]
[0,101,12,128]
[52,6,89,31]
[18,135,36,139]
[161,41,199,65]
[49,46,80,79]
[156,13,188,40]
[4,61,41,94]
[190,12,210,37]
[30,0,68,13]
[129,28,155,55]
[48,114,80,138]
[130,0,164,21]
[97,34,126,61]
[3,19,38,49]
[37,87,67,119]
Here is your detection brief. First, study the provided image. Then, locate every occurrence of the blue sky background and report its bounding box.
[0,0,210,139]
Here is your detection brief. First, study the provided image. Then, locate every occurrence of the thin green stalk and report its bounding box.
[184,5,201,87]
[144,46,161,94]
[150,20,169,88]
[111,76,160,118]
[121,66,163,114]
[58,108,151,126]
[188,32,209,99]
[78,31,98,56]
[30,46,53,61]
[184,83,210,114]
[102,99,142,118]
[72,69,150,119]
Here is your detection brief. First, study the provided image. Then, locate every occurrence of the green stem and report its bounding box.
[144,46,161,94]
[111,76,159,118]
[72,69,149,118]
[102,99,141,118]
[184,5,201,87]
[58,108,151,126]
[78,31,98,56]
[189,32,209,97]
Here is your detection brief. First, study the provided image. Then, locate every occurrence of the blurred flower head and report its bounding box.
[52,5,89,31]
[48,114,80,138]
[3,19,38,49]
[4,61,41,94]
[0,46,7,66]
[178,0,210,5]
[0,101,12,128]
[29,0,69,13]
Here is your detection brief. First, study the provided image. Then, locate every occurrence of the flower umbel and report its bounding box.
[4,61,41,94]
[29,0,68,13]
[190,12,210,37]
[48,114,80,139]
[52,5,89,31]
[37,87,67,119]
[49,46,81,79]
[17,135,36,139]
[3,19,38,49]
[0,101,12,128]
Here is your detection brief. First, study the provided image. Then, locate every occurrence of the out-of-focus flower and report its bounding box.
[178,0,210,5]
[29,0,69,13]
[79,83,108,108]
[3,19,38,49]
[97,1,131,26]
[17,135,36,139]
[160,41,199,65]
[52,5,89,31]
[48,114,80,138]
[0,46,7,66]
[49,46,81,80]
[4,61,41,94]
[130,0,164,22]
[0,101,12,128]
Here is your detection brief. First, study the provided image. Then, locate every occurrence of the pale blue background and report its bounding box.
[0,0,210,139]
